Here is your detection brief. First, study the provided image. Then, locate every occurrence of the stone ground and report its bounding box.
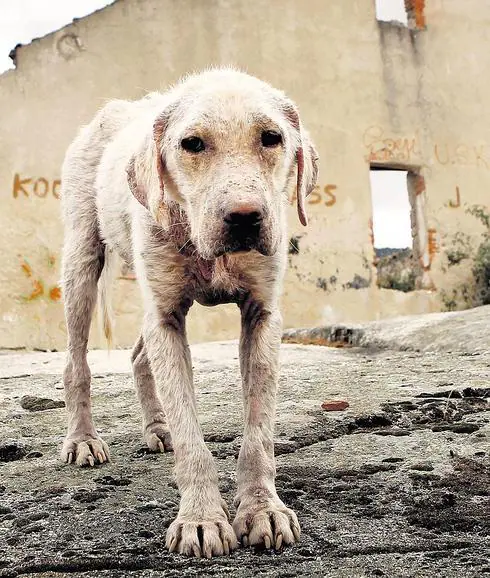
[0,307,489,577]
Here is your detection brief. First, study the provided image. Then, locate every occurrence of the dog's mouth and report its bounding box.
[225,237,259,254]
[212,239,274,258]
[193,221,277,260]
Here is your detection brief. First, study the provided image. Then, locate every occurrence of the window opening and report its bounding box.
[369,168,418,292]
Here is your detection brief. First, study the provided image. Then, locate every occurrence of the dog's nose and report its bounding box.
[224,206,263,231]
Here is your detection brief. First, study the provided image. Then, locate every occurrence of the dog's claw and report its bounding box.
[61,436,110,467]
[169,536,178,553]
[166,515,237,558]
[292,525,301,541]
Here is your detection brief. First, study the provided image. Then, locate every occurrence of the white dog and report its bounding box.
[60,68,318,558]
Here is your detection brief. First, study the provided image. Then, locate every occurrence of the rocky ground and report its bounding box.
[0,307,489,577]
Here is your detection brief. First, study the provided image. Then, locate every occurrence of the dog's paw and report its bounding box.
[144,421,173,453]
[233,497,300,550]
[166,514,238,558]
[61,434,110,467]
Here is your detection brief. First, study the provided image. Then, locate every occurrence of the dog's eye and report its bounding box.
[181,136,205,153]
[261,130,282,148]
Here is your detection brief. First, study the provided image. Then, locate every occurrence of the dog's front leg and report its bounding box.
[233,297,301,550]
[143,309,237,558]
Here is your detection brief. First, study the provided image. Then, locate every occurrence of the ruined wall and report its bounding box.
[0,0,489,350]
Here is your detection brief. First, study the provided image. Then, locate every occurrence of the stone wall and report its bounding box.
[0,0,489,349]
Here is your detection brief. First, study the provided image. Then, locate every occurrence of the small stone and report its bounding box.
[26,451,43,459]
[382,457,404,463]
[136,500,160,511]
[321,400,349,412]
[20,395,65,412]
[410,462,434,472]
[0,440,28,462]
[72,489,107,503]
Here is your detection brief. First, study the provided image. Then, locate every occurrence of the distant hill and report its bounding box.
[375,247,410,259]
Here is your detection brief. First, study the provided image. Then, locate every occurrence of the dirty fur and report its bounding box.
[59,67,318,559]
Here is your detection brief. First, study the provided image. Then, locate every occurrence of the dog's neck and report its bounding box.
[162,202,216,282]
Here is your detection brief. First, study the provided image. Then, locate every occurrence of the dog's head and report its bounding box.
[127,68,318,260]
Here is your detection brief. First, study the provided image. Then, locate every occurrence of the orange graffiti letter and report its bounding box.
[448,186,461,208]
[52,179,61,199]
[434,144,450,165]
[324,185,337,206]
[308,185,322,205]
[13,174,31,198]
[34,178,49,198]
[474,146,489,170]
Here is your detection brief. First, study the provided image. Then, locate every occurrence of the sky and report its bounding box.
[0,0,115,72]
[0,0,411,249]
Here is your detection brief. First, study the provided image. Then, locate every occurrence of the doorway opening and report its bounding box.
[369,167,423,292]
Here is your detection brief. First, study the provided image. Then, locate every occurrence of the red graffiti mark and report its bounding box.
[434,143,490,169]
[19,252,61,303]
[20,259,32,277]
[414,175,425,196]
[52,179,61,199]
[288,185,337,207]
[12,174,62,199]
[363,126,419,164]
[307,186,321,205]
[13,174,31,198]
[474,146,490,169]
[49,286,62,301]
[24,279,45,302]
[433,143,449,165]
[34,177,49,198]
[449,186,461,208]
[428,228,438,263]
[364,129,490,170]
[324,185,337,206]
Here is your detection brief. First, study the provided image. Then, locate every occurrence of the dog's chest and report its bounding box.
[188,256,240,306]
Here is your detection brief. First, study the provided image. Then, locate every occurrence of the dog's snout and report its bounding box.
[224,209,263,229]
[222,203,265,253]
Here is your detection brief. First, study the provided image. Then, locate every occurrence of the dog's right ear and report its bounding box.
[126,107,174,227]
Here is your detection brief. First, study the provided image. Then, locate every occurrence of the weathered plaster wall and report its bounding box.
[0,0,488,349]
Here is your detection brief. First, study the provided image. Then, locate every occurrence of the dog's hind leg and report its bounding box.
[60,225,110,467]
[131,334,172,452]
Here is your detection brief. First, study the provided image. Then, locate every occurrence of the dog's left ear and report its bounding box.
[126,106,175,227]
[281,102,319,226]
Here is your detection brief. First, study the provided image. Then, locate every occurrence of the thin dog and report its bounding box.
[60,68,318,558]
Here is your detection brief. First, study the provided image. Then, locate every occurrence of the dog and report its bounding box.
[60,67,318,558]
